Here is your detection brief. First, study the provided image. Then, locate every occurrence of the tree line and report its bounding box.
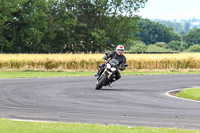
[1,0,200,53]
[0,0,148,53]
[127,19,200,52]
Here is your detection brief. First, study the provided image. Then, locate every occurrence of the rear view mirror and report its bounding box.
[105,52,109,55]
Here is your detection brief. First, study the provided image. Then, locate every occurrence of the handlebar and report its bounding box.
[102,58,109,62]
[122,64,128,67]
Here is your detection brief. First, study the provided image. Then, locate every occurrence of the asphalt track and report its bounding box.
[0,74,200,129]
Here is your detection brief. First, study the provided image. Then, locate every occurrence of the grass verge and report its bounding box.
[0,71,200,79]
[0,71,94,79]
[0,119,199,133]
[176,88,200,101]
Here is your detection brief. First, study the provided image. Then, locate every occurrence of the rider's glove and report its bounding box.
[120,65,126,71]
[119,67,125,71]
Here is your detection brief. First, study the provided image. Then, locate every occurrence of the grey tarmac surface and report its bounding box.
[0,74,200,129]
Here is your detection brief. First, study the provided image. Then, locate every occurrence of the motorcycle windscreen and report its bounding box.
[109,59,119,67]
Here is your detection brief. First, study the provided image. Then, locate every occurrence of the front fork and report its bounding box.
[101,68,113,79]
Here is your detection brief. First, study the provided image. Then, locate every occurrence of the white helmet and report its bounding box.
[116,45,124,55]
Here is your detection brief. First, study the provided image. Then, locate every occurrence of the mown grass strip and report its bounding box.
[176,88,200,101]
[0,119,199,133]
[1,71,200,79]
[0,71,94,79]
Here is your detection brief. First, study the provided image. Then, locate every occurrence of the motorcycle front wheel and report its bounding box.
[95,74,107,90]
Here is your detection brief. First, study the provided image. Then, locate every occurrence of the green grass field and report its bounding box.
[0,119,199,133]
[1,71,200,79]
[0,71,94,78]
[176,88,200,101]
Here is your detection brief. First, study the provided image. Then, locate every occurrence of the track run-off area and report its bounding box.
[0,74,200,129]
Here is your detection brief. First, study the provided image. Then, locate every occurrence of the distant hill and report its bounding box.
[151,18,200,35]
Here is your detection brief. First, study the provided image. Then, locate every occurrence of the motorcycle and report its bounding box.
[95,57,128,90]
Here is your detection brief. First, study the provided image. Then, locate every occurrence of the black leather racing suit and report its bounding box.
[98,51,126,81]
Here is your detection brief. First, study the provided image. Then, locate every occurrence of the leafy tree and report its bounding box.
[129,41,147,52]
[0,0,18,52]
[167,41,180,51]
[41,0,77,53]
[146,45,172,52]
[188,44,200,52]
[91,29,109,52]
[168,28,181,41]
[184,28,200,47]
[168,40,188,51]
[70,0,148,52]
[135,19,180,45]
[105,15,139,50]
[125,39,138,50]
[0,0,149,53]
[155,42,167,48]
[4,0,49,53]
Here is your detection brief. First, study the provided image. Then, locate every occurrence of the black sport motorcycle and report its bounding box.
[95,58,128,90]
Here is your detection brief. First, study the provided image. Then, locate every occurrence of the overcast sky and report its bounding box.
[137,0,200,20]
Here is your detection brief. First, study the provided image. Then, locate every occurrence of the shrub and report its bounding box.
[188,44,200,52]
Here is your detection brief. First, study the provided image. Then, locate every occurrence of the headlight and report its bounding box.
[111,67,116,71]
[106,63,111,69]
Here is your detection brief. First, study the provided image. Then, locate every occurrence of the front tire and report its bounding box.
[95,75,107,90]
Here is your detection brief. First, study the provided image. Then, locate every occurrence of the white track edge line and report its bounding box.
[9,119,58,123]
[165,89,200,103]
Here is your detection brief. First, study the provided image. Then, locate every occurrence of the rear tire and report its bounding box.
[95,75,107,90]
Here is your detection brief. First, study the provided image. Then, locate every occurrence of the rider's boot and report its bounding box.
[108,82,112,87]
[94,67,104,77]
[94,68,100,77]
[94,73,99,77]
[108,78,116,87]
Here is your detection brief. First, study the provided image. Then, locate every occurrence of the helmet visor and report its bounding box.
[117,49,124,55]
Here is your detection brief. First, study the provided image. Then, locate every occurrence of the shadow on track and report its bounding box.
[100,88,134,91]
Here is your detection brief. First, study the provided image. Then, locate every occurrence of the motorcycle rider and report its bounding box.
[94,45,127,85]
